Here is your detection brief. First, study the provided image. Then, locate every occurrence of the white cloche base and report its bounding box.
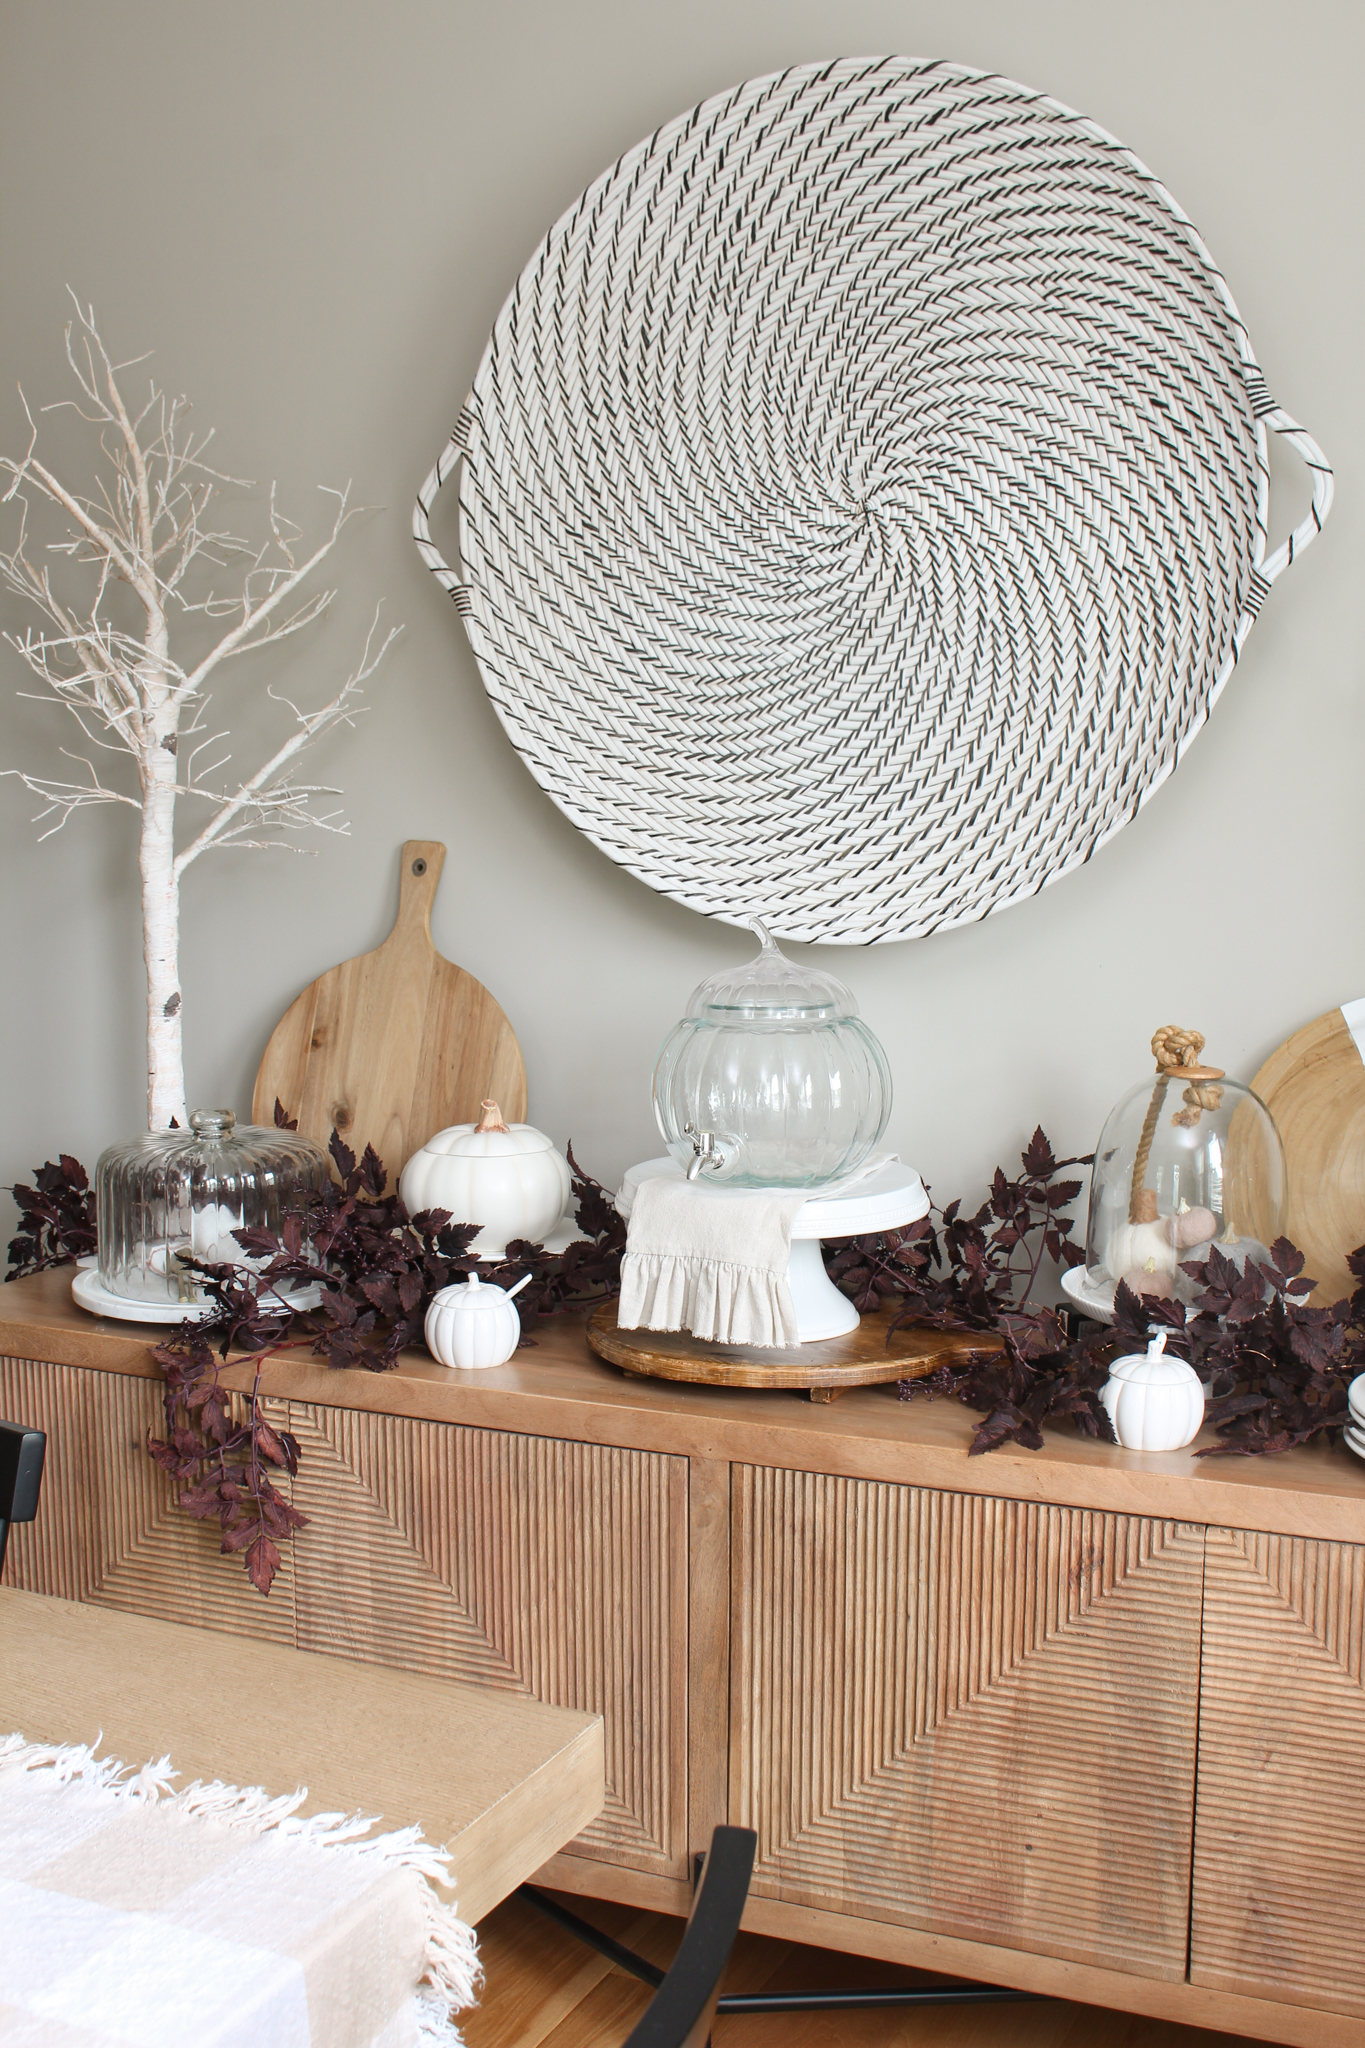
[615,1157,929,1344]
[72,1264,323,1324]
[1060,1264,1117,1325]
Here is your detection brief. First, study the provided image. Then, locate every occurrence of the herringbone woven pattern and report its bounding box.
[416,57,1332,943]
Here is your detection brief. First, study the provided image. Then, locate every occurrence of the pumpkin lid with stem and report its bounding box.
[434,1270,534,1311]
[1110,1329,1202,1384]
[413,1104,559,1156]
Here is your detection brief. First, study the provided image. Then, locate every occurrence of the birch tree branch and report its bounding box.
[0,448,152,603]
[172,487,354,706]
[173,609,399,874]
[2,760,142,837]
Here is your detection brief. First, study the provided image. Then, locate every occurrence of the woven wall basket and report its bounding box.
[415,57,1332,944]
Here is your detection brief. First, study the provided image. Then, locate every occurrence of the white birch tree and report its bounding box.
[1,298,398,1131]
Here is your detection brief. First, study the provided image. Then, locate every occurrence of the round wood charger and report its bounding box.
[587,1299,1000,1403]
[1251,1003,1365,1307]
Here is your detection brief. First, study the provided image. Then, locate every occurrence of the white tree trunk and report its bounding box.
[138,620,187,1131]
[2,306,398,1136]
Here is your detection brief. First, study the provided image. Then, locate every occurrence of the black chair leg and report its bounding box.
[519,1885,665,1989]
[518,1863,1042,2026]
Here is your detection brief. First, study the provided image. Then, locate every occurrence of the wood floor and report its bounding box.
[462,1891,1270,2048]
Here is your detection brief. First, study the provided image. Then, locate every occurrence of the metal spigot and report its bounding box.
[683,1124,725,1181]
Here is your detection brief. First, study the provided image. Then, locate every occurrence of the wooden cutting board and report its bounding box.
[252,840,526,1177]
[1250,1003,1365,1306]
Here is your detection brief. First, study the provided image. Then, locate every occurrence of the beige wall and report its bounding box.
[2,0,1360,1228]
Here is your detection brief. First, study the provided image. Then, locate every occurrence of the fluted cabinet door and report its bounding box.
[731,1467,1204,1979]
[1,1358,688,1878]
[0,1355,294,1642]
[1190,1528,1365,2017]
[285,1405,689,1877]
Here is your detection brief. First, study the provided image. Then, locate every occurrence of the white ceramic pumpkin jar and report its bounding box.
[425,1272,531,1370]
[399,1101,572,1257]
[1099,1331,1205,1452]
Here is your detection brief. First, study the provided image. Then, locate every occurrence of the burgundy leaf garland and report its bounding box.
[4,1155,96,1279]
[823,1126,1117,1455]
[146,1362,308,1597]
[821,1126,1365,1460]
[7,1121,626,1596]
[10,1120,1364,1590]
[1107,1243,1363,1455]
[144,1128,625,1593]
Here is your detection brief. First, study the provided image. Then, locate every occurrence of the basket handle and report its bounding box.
[1244,371,1334,588]
[413,405,478,612]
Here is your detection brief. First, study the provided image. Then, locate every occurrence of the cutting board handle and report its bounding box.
[391,841,447,945]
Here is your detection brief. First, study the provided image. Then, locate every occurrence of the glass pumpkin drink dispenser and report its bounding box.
[1084,1028,1286,1306]
[652,921,891,1188]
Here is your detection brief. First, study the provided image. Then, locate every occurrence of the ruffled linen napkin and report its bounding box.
[617,1175,807,1347]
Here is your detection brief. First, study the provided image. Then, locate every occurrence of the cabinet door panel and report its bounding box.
[1191,1528,1365,2016]
[731,1467,1203,1979]
[288,1405,689,1876]
[0,1355,293,1642]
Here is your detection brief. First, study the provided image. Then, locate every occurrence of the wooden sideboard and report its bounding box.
[3,1269,1362,2045]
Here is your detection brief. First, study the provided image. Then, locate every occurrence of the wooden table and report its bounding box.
[3,1267,1363,2045]
[0,1587,604,1926]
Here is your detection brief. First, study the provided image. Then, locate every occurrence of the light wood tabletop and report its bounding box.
[0,1587,604,1925]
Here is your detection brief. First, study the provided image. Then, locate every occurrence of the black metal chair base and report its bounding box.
[517,1883,1041,2017]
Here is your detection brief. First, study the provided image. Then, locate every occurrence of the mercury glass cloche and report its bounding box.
[96,1109,330,1304]
[652,921,892,1188]
[1084,1028,1286,1308]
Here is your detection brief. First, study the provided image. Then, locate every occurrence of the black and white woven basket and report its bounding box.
[416,57,1332,944]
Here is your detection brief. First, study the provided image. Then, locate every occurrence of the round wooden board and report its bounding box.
[1251,1005,1365,1307]
[587,1299,1001,1401]
[252,840,526,1177]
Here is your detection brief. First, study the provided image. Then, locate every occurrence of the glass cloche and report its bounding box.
[96,1109,330,1305]
[652,921,892,1189]
[1084,1028,1286,1309]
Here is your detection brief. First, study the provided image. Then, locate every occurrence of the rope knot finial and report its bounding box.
[1129,1025,1225,1219]
[1152,1025,1205,1073]
[1149,1025,1225,1125]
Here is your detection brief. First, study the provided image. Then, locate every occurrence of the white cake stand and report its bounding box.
[72,1265,323,1324]
[614,1156,930,1343]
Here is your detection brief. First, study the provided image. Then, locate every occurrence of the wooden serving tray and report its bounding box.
[587,1298,1001,1401]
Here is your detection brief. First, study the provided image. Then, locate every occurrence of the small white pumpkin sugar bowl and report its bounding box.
[1100,1331,1206,1452]
[425,1271,533,1371]
[399,1100,572,1257]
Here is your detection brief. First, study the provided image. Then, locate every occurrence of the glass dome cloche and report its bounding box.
[652,920,892,1189]
[96,1109,330,1306]
[1083,1027,1286,1311]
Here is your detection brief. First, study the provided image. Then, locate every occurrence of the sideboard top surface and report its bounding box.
[4,1269,1362,1540]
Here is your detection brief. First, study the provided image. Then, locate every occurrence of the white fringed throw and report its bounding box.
[617,1177,806,1347]
[0,1731,480,2047]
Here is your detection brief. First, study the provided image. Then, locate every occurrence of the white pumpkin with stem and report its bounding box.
[1099,1330,1206,1452]
[425,1271,532,1371]
[399,1101,572,1258]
